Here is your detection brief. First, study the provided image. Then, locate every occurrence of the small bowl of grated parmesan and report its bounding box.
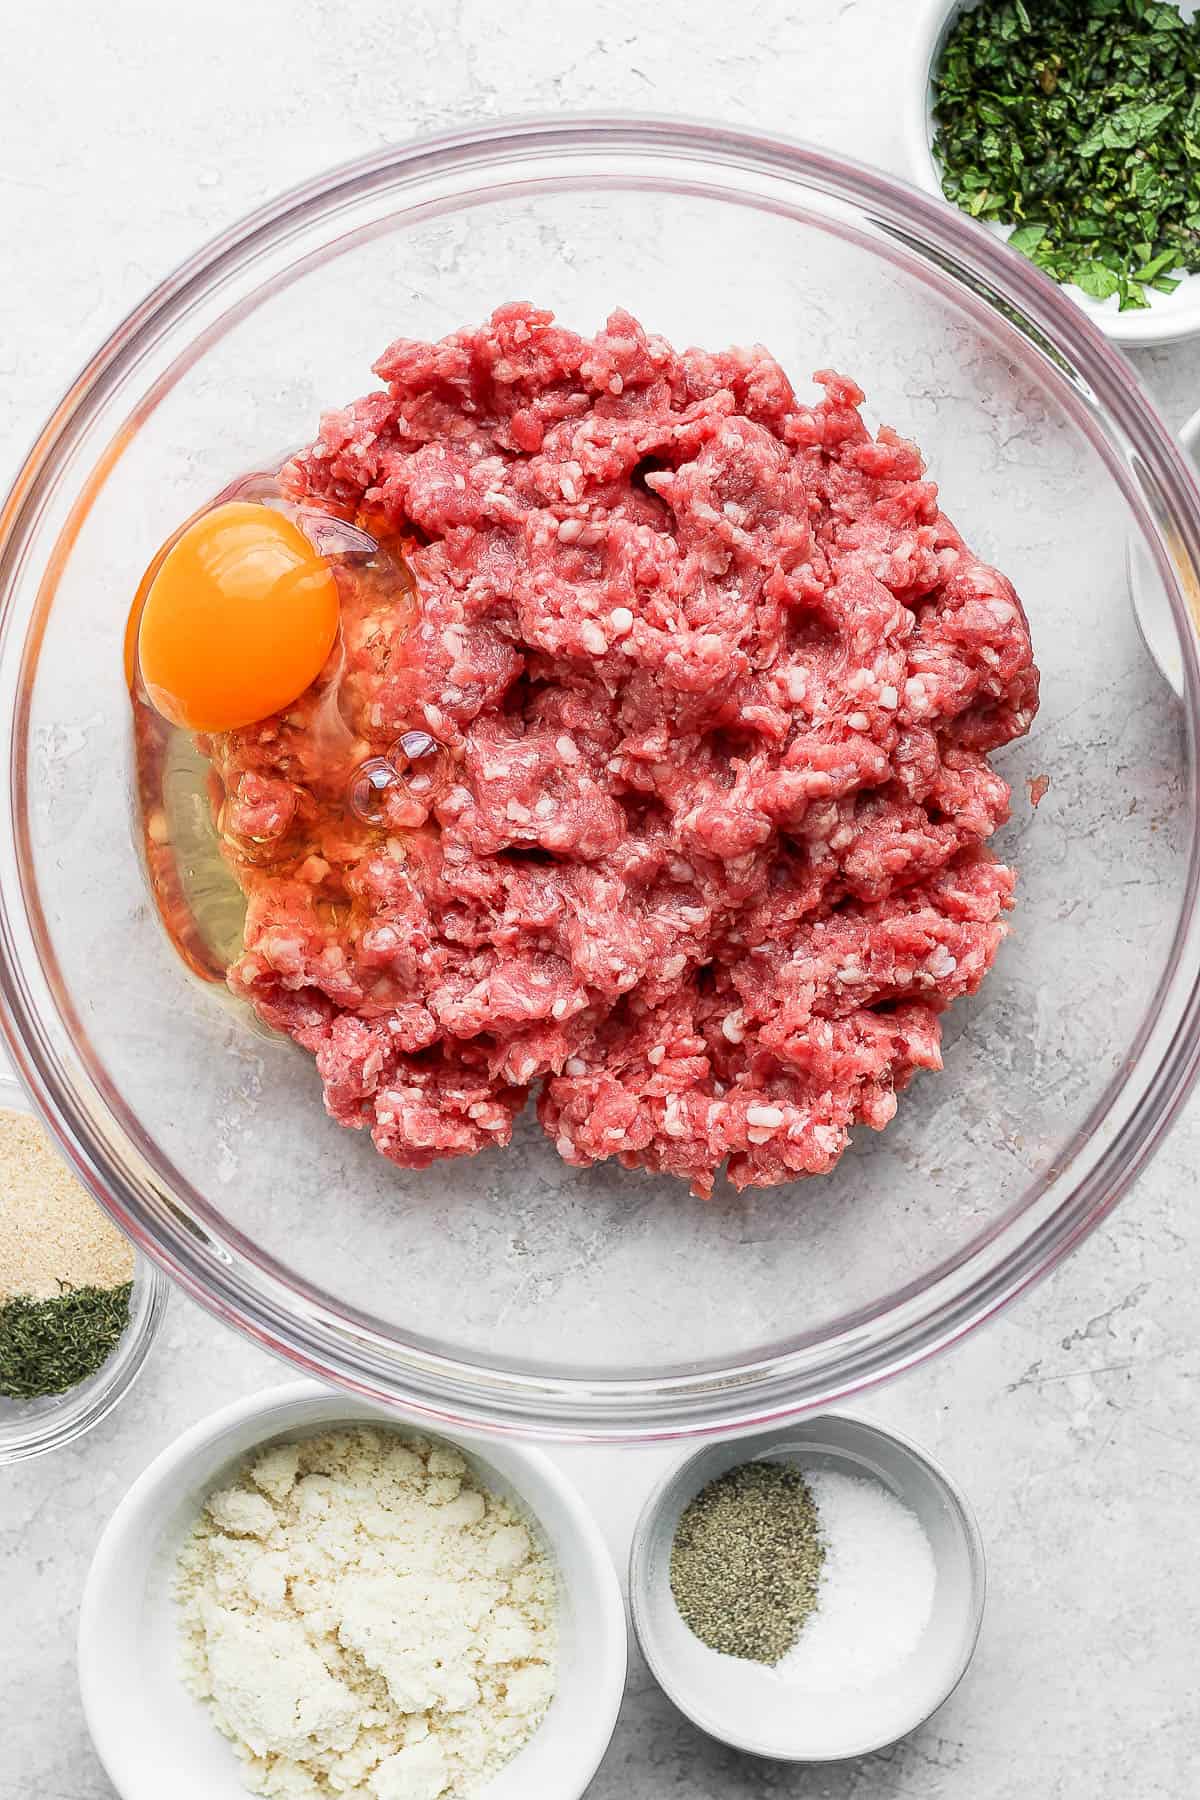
[78,1381,626,1800]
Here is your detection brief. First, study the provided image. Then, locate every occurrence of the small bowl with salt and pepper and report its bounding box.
[629,1412,985,1762]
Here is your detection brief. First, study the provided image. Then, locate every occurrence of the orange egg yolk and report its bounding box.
[137,501,340,733]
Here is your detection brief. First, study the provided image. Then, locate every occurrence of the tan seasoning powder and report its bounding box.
[0,1107,134,1299]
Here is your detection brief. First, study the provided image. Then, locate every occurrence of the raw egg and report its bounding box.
[137,501,340,733]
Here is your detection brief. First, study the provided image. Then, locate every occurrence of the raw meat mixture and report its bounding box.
[210,304,1038,1197]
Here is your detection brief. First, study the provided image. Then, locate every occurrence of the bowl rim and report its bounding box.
[902,0,1200,349]
[3,112,1200,1438]
[627,1411,986,1761]
[0,1071,168,1465]
[77,1378,629,1800]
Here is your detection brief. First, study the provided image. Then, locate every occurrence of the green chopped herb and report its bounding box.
[669,1460,825,1665]
[0,1282,132,1400]
[932,0,1200,311]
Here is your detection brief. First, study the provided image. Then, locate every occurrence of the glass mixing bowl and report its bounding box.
[2,117,1199,1440]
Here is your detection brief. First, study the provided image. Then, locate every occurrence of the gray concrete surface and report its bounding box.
[1,2,1198,1796]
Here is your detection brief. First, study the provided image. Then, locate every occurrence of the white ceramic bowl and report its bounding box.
[1129,404,1200,694]
[904,0,1200,348]
[78,1382,627,1800]
[628,1414,985,1762]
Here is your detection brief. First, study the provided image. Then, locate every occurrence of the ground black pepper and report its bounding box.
[669,1460,825,1665]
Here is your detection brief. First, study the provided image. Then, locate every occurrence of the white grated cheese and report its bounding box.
[175,1428,557,1800]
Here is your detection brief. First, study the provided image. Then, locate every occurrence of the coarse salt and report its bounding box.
[773,1470,936,1692]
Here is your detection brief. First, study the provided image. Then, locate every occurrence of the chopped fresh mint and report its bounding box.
[932,0,1200,312]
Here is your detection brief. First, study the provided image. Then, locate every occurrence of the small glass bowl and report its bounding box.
[0,1074,167,1464]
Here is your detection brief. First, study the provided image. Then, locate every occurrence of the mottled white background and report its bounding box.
[2,2,1199,1796]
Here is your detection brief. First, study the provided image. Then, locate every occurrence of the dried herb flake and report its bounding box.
[0,1282,132,1400]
